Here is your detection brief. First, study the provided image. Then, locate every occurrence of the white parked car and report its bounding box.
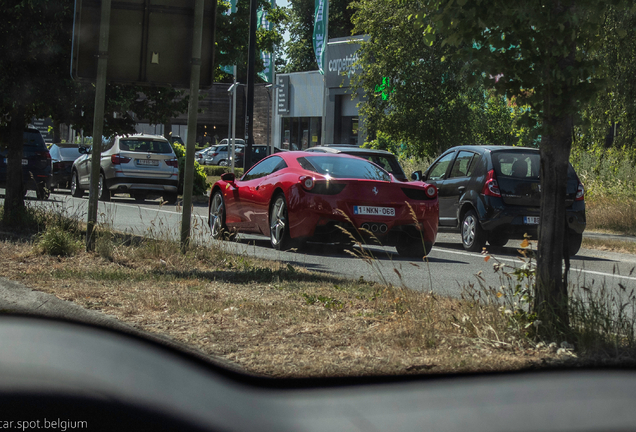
[70,134,180,204]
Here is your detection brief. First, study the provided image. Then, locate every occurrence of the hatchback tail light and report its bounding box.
[482,169,501,197]
[575,182,585,201]
[165,158,179,168]
[36,151,51,161]
[111,154,131,165]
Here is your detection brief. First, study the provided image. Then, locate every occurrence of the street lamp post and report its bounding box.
[265,84,283,156]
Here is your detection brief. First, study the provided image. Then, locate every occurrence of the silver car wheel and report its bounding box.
[462,214,476,248]
[270,197,287,247]
[209,192,224,239]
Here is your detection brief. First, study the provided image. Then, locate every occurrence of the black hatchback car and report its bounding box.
[413,145,586,255]
[0,127,52,200]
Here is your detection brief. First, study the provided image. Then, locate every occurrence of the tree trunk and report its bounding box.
[2,105,26,226]
[533,0,577,335]
[164,119,172,141]
[535,113,572,333]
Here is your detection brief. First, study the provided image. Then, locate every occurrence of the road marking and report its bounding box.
[435,248,636,282]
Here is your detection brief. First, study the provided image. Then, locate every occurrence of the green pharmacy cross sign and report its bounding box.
[374,77,395,100]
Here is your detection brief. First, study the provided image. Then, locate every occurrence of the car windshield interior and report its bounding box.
[493,151,540,178]
[119,140,173,154]
[299,156,391,181]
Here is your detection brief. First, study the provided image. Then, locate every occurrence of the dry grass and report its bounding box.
[586,196,636,236]
[0,237,564,378]
[582,238,636,255]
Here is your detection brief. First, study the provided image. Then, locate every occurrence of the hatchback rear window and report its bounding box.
[299,156,391,181]
[120,139,173,154]
[492,151,540,179]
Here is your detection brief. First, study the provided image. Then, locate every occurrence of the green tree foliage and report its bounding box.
[170,141,209,196]
[284,0,357,73]
[216,0,288,82]
[576,10,636,152]
[417,0,635,332]
[1,0,73,225]
[351,0,538,158]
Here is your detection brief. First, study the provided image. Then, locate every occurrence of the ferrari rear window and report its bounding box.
[299,156,391,181]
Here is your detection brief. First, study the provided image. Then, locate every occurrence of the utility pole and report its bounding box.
[86,0,111,251]
[180,0,205,252]
[245,0,257,170]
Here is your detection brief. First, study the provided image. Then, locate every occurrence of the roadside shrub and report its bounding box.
[37,225,82,256]
[202,166,244,177]
[170,141,209,196]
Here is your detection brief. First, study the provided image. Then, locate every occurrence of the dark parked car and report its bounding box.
[230,144,287,168]
[412,145,586,255]
[49,143,83,190]
[305,145,408,181]
[0,127,51,200]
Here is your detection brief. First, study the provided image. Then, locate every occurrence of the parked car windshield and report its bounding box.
[119,139,173,154]
[299,155,391,181]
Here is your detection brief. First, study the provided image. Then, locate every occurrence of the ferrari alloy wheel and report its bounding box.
[98,172,110,202]
[209,191,226,240]
[70,171,83,198]
[270,194,293,250]
[461,210,486,252]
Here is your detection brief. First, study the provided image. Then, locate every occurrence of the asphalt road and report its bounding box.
[9,190,636,298]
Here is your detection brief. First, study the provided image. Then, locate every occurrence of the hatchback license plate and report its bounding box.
[354,206,395,217]
[524,216,540,225]
[137,159,159,166]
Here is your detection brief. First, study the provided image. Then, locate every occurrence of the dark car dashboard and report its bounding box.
[1,315,634,432]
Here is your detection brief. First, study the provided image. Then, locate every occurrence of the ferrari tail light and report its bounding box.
[482,169,501,197]
[575,182,585,201]
[165,158,179,168]
[299,175,314,190]
[111,154,131,165]
[425,184,437,199]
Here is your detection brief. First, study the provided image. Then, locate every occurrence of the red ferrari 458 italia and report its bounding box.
[208,151,439,258]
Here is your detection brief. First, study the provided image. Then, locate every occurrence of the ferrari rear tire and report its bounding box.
[396,240,433,259]
[71,171,83,198]
[36,183,50,201]
[209,191,228,240]
[270,193,295,251]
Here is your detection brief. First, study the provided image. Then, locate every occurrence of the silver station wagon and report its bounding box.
[70,134,180,204]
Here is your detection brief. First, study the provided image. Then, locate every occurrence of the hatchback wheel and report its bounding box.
[218,159,228,167]
[70,171,83,198]
[567,231,583,256]
[461,210,486,252]
[270,194,295,251]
